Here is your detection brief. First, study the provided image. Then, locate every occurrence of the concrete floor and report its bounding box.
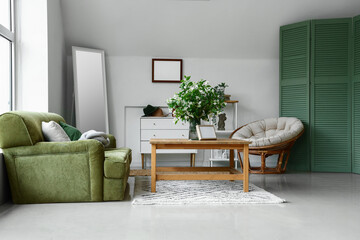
[0,173,359,240]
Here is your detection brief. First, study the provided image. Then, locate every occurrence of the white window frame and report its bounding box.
[0,0,15,111]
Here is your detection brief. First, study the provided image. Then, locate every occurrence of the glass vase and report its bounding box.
[189,118,201,140]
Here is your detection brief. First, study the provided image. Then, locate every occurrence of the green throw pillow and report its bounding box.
[59,121,82,141]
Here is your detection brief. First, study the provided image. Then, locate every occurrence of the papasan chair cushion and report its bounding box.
[232,117,304,147]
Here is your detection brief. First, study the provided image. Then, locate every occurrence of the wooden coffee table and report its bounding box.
[149,139,251,193]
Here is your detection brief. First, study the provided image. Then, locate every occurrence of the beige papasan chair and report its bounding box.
[230,117,304,174]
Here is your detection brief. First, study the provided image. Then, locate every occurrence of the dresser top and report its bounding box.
[140,116,174,119]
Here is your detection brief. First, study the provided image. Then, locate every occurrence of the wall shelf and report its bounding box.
[210,100,239,167]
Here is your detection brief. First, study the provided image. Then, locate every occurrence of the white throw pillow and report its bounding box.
[42,121,70,142]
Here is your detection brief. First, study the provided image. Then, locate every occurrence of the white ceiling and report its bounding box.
[60,0,360,58]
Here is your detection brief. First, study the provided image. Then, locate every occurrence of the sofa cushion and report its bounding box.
[42,121,70,142]
[104,148,132,179]
[59,121,82,141]
[232,117,304,147]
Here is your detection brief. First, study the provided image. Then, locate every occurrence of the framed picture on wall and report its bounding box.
[152,59,183,83]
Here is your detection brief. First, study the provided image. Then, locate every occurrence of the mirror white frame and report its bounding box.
[72,46,109,133]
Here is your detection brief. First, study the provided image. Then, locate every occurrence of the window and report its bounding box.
[0,0,14,114]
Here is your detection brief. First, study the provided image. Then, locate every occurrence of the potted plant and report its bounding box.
[167,76,227,139]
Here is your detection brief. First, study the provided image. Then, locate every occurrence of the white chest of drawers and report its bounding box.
[140,117,197,169]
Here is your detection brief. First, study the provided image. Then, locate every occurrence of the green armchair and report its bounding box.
[0,111,131,203]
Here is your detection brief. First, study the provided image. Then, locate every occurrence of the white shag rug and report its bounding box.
[132,180,285,205]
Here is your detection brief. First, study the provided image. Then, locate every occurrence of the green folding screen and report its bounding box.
[353,15,360,174]
[279,21,310,171]
[311,18,352,172]
[280,16,360,173]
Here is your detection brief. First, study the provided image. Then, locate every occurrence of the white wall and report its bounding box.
[48,0,66,117]
[60,0,360,58]
[16,0,48,111]
[67,55,279,168]
[113,57,279,168]
[16,0,66,116]
[106,56,279,140]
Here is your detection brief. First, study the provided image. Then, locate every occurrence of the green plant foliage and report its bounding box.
[167,76,227,123]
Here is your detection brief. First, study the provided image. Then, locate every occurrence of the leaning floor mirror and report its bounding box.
[72,46,109,133]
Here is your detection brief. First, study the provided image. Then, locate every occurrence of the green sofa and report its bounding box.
[0,111,131,203]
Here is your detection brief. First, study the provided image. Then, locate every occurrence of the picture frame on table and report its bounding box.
[196,125,217,140]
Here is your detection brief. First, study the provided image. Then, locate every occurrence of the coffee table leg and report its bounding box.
[229,149,235,168]
[229,149,235,181]
[191,153,195,167]
[243,145,249,192]
[141,154,145,169]
[151,144,157,193]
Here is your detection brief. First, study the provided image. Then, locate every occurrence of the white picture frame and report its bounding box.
[196,125,217,140]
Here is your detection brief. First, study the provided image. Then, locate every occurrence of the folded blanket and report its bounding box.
[79,130,110,147]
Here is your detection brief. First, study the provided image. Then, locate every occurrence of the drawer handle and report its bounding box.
[182,134,185,137]
[153,123,156,126]
[153,134,156,137]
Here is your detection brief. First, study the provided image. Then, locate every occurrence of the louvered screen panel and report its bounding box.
[312,84,351,172]
[314,23,349,77]
[354,83,360,173]
[281,85,308,121]
[281,24,308,80]
[311,19,352,172]
[282,26,307,57]
[280,21,310,171]
[354,16,360,76]
[353,15,360,174]
[281,85,309,171]
[282,58,307,79]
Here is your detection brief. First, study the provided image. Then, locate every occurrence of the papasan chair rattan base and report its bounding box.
[230,117,304,174]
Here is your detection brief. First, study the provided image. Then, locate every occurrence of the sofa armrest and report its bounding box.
[3,140,105,203]
[107,134,116,148]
